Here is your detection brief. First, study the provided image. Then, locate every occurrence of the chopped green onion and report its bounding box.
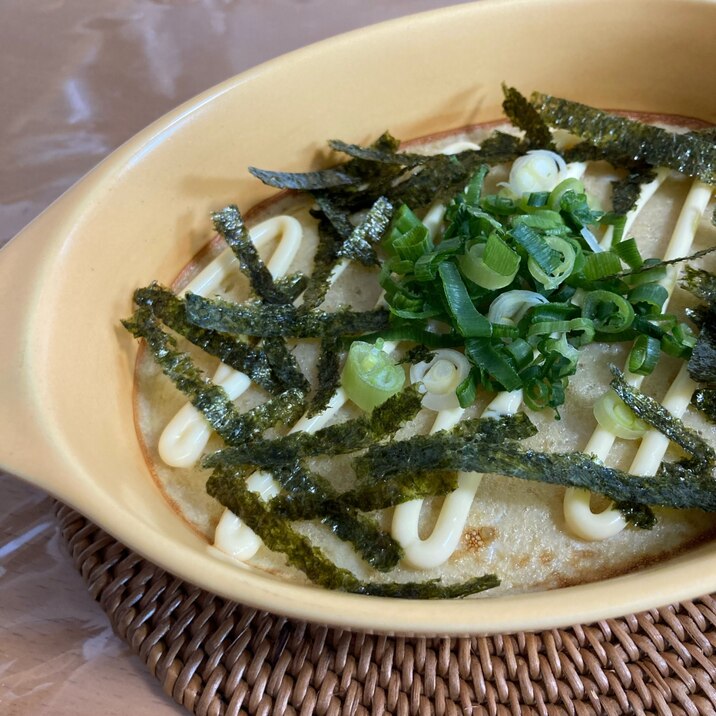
[628,335,661,375]
[487,290,548,325]
[526,236,576,290]
[510,222,562,275]
[456,371,478,408]
[583,251,623,282]
[438,261,492,337]
[582,290,635,333]
[613,238,643,269]
[594,389,649,439]
[458,234,520,289]
[341,340,405,412]
[465,337,522,391]
[547,178,585,212]
[626,258,668,287]
[629,283,668,315]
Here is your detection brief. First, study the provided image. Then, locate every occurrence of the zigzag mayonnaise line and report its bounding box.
[391,162,587,570]
[564,178,714,541]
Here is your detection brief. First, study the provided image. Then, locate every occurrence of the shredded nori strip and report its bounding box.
[682,267,716,386]
[501,85,554,150]
[203,384,423,469]
[308,337,342,417]
[248,166,360,191]
[262,337,311,394]
[132,283,280,394]
[122,308,306,445]
[355,433,716,511]
[615,502,657,530]
[271,462,403,572]
[611,167,658,215]
[212,205,294,305]
[609,366,715,467]
[336,197,393,266]
[688,321,716,386]
[386,136,523,209]
[207,466,499,597]
[531,93,716,185]
[692,388,716,423]
[312,192,354,240]
[401,345,435,365]
[300,213,345,310]
[185,293,390,338]
[273,470,459,520]
[328,139,428,168]
[682,266,716,307]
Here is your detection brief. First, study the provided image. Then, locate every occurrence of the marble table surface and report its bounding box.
[0,2,473,713]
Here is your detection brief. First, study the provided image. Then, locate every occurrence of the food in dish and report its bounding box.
[125,88,716,597]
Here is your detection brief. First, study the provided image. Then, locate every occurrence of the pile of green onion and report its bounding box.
[368,164,696,414]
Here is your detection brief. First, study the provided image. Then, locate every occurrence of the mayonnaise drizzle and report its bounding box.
[159,216,303,468]
[564,177,713,541]
[390,158,588,569]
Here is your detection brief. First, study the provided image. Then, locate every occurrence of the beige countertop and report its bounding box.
[0,2,472,713]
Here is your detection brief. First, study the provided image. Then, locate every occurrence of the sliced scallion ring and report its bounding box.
[582,290,635,333]
[458,233,520,290]
[341,340,405,412]
[628,334,661,375]
[505,150,567,196]
[410,349,471,411]
[547,177,585,211]
[593,389,649,439]
[527,236,576,290]
[487,290,548,325]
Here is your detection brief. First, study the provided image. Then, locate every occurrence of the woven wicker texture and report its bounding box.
[55,503,716,716]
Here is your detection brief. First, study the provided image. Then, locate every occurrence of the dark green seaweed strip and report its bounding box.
[300,214,345,311]
[692,388,716,423]
[274,273,309,303]
[248,166,360,190]
[271,462,402,572]
[609,366,716,466]
[501,85,555,150]
[328,139,428,168]
[378,132,524,211]
[132,283,280,394]
[336,197,393,266]
[122,308,306,445]
[682,267,716,386]
[355,433,716,511]
[689,320,716,386]
[312,193,354,240]
[185,293,390,338]
[614,502,656,529]
[274,470,460,520]
[682,266,716,307]
[611,167,658,216]
[203,385,423,469]
[531,93,716,184]
[308,337,341,417]
[212,205,293,305]
[207,466,499,597]
[262,337,311,393]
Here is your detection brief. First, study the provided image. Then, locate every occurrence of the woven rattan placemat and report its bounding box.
[55,503,716,715]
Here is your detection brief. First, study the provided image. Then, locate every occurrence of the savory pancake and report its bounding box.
[132,117,716,596]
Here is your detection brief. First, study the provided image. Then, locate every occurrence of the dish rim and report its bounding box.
[2,0,716,635]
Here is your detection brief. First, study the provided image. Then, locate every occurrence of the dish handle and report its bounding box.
[0,214,68,492]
